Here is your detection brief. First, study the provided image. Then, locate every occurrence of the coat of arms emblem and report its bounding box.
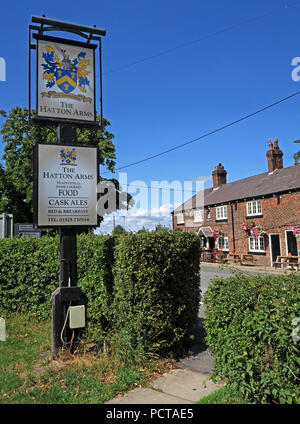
[60,148,77,166]
[41,45,91,102]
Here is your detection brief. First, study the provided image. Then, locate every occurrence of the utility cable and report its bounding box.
[60,301,72,346]
[104,1,300,75]
[102,90,300,173]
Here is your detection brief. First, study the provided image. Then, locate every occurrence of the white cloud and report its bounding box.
[95,203,174,234]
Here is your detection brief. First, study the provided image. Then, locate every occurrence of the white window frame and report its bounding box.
[194,209,203,223]
[216,205,228,221]
[249,236,265,253]
[218,236,229,251]
[247,200,262,217]
[176,212,184,225]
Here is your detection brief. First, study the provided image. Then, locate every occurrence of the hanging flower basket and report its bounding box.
[209,230,223,239]
[242,222,266,238]
[292,225,300,238]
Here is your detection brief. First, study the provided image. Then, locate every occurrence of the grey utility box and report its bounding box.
[0,214,13,238]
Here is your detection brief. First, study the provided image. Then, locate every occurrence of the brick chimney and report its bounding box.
[212,163,227,189]
[266,139,283,173]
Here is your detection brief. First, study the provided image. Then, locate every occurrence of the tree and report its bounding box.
[136,226,149,234]
[0,106,132,223]
[111,224,127,237]
[154,223,169,232]
[294,150,300,164]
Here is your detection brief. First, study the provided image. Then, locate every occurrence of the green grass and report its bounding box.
[197,385,250,404]
[0,312,175,404]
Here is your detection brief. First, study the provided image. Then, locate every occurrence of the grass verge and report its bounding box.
[0,312,176,404]
[197,385,251,404]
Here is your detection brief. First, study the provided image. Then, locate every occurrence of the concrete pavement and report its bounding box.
[105,369,222,404]
[105,263,284,404]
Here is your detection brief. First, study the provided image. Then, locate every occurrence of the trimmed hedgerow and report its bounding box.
[0,237,59,319]
[0,235,115,328]
[0,231,201,354]
[204,273,300,404]
[113,231,201,355]
[77,234,115,335]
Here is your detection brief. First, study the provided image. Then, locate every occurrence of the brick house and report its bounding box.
[172,140,300,266]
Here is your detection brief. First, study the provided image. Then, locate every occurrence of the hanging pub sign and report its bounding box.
[33,143,98,227]
[34,35,97,125]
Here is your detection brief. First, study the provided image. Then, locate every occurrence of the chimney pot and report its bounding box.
[266,139,283,173]
[212,164,227,189]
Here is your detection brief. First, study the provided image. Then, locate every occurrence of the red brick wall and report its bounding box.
[173,191,300,266]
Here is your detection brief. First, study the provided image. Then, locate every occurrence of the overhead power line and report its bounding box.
[104,1,300,75]
[103,90,300,173]
[2,2,300,111]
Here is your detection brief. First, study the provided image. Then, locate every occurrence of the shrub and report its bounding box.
[0,231,201,355]
[204,273,300,404]
[113,230,201,355]
[0,235,115,329]
[0,237,59,319]
[77,234,115,335]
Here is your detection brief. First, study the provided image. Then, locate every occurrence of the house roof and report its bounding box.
[174,165,300,213]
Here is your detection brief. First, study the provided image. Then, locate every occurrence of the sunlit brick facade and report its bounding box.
[172,140,300,266]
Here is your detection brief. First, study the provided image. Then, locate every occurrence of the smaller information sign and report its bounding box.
[14,223,41,238]
[33,143,98,227]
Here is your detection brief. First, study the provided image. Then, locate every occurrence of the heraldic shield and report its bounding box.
[60,148,77,166]
[55,68,78,94]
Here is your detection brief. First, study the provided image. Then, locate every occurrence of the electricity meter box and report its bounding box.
[0,214,13,238]
[69,305,86,329]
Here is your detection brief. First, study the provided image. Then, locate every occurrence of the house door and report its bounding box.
[270,234,281,265]
[286,231,298,256]
[208,237,215,250]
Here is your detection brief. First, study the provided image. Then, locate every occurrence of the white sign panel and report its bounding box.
[36,144,98,226]
[36,38,95,122]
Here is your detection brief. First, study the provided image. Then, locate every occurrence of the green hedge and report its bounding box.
[77,234,115,335]
[113,231,201,355]
[0,235,115,328]
[0,237,59,319]
[0,231,201,355]
[204,273,300,404]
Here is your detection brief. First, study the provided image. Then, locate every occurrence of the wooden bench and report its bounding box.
[273,256,300,269]
[240,254,257,265]
[225,253,256,266]
[225,253,242,265]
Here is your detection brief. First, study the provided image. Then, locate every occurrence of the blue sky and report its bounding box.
[1,0,300,231]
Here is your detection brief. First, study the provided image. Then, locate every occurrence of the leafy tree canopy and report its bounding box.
[111,224,127,237]
[293,150,300,164]
[0,107,132,223]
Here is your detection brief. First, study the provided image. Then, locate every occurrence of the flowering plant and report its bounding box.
[209,230,223,239]
[292,225,300,237]
[241,222,253,232]
[216,250,225,259]
[250,225,266,237]
[242,222,265,238]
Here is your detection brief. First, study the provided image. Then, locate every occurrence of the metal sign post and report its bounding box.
[29,16,106,358]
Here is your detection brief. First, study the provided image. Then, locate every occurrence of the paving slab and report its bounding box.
[105,387,193,404]
[150,369,221,402]
[105,369,222,404]
[178,351,215,374]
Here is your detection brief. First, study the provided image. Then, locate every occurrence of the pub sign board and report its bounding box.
[33,143,98,227]
[34,35,97,125]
